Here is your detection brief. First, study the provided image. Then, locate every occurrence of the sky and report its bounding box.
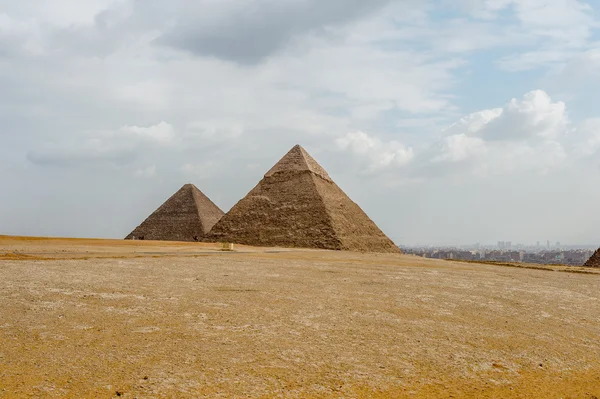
[1,0,600,246]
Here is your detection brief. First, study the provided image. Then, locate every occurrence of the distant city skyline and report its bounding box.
[402,246,594,267]
[402,241,597,250]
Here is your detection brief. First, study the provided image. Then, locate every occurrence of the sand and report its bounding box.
[1,236,599,398]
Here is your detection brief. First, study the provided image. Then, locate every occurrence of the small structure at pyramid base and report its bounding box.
[220,242,234,251]
[207,145,401,254]
[584,248,600,267]
[126,184,224,242]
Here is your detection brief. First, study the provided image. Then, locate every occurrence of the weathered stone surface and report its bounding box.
[126,184,224,242]
[584,248,600,267]
[264,144,331,181]
[208,145,401,253]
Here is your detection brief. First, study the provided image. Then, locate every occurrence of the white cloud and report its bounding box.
[575,118,600,156]
[337,90,573,179]
[443,108,504,136]
[498,49,577,72]
[510,0,594,43]
[427,90,570,175]
[27,122,176,167]
[449,0,597,71]
[432,134,487,163]
[459,90,569,141]
[279,38,462,115]
[554,48,600,87]
[120,121,175,143]
[455,0,513,19]
[460,0,594,36]
[0,0,124,27]
[336,131,414,173]
[500,90,569,140]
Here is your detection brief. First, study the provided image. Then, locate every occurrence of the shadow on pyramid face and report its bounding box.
[207,145,401,254]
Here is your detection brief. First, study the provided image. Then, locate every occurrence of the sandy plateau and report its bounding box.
[1,236,600,398]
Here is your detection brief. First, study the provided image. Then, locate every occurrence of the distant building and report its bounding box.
[400,246,592,267]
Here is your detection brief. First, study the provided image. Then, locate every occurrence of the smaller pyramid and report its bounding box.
[126,184,224,242]
[584,248,600,267]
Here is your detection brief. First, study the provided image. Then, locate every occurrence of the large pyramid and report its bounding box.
[584,248,600,267]
[126,184,224,242]
[208,145,401,253]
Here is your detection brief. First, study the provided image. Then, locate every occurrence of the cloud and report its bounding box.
[445,90,569,141]
[152,0,394,64]
[443,108,504,136]
[338,90,572,179]
[510,0,594,43]
[554,48,600,88]
[575,118,600,156]
[498,49,576,72]
[27,122,175,167]
[445,0,597,72]
[459,0,594,37]
[0,0,123,27]
[0,0,460,143]
[336,131,414,173]
[0,12,42,57]
[27,144,134,167]
[431,134,487,163]
[47,5,135,57]
[121,121,175,143]
[428,90,570,175]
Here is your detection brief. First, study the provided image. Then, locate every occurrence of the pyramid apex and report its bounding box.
[178,183,198,193]
[265,145,331,181]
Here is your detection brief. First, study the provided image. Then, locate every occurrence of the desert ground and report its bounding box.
[1,236,599,398]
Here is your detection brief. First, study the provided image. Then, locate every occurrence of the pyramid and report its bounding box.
[584,248,600,267]
[208,145,401,253]
[126,184,224,242]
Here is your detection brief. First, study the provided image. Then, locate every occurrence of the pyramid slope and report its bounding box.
[209,145,401,253]
[209,171,342,249]
[584,248,600,267]
[311,175,401,253]
[126,184,224,242]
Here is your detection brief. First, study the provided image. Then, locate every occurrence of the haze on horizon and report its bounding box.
[1,0,600,246]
